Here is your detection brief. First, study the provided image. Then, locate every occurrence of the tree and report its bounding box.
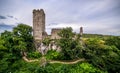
[58,27,74,39]
[0,31,21,73]
[13,24,35,53]
[57,27,82,60]
[0,24,35,73]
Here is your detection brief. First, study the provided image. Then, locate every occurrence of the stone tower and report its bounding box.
[33,9,45,41]
[80,27,83,36]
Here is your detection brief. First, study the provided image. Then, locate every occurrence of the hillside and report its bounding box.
[0,24,120,73]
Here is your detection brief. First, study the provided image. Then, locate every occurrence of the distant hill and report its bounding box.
[82,33,115,38]
[0,24,14,33]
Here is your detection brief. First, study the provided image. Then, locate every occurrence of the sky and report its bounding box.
[0,0,120,35]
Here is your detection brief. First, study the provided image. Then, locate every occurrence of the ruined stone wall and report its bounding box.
[33,9,45,41]
[51,28,61,39]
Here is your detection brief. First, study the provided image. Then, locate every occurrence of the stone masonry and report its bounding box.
[33,9,46,41]
[51,28,61,39]
[80,27,83,36]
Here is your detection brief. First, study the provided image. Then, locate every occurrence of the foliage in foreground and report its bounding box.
[0,24,35,73]
[83,38,120,73]
[0,58,105,73]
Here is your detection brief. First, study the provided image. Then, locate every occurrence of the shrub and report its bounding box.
[45,50,60,60]
[27,51,42,59]
[69,63,106,73]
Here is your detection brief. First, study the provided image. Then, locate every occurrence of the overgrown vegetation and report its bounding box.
[0,24,120,73]
[57,27,83,60]
[83,38,120,72]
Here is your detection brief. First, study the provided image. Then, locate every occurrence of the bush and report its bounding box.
[69,62,106,73]
[45,50,60,60]
[27,51,42,59]
[42,38,51,46]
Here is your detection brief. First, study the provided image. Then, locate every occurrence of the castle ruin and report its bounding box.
[33,9,83,54]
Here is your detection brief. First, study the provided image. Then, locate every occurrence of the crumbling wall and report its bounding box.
[51,28,61,39]
[35,41,61,55]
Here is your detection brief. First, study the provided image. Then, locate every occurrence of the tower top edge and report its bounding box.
[33,9,44,13]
